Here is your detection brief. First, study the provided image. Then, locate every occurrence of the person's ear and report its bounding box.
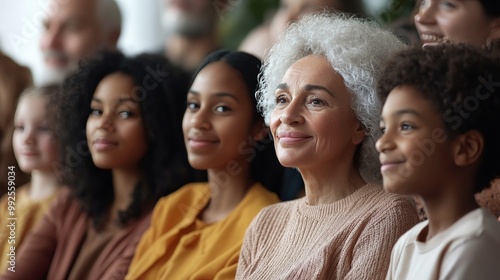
[107,29,121,49]
[487,17,500,46]
[452,130,484,167]
[351,121,366,145]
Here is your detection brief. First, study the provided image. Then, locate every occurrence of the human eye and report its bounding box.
[309,97,325,106]
[275,94,288,106]
[14,125,24,132]
[118,111,132,119]
[439,0,457,9]
[379,124,386,134]
[400,122,415,131]
[419,0,431,12]
[306,95,328,109]
[215,105,231,113]
[63,21,82,33]
[90,108,102,116]
[186,101,199,111]
[38,125,51,133]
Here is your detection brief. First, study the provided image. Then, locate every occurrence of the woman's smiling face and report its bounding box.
[86,72,148,171]
[183,61,261,171]
[270,54,365,170]
[415,0,500,47]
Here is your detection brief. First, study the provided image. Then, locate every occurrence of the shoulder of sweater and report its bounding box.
[0,184,30,204]
[366,185,416,209]
[251,198,303,223]
[356,186,420,227]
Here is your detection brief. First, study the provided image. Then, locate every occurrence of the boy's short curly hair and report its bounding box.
[377,44,500,192]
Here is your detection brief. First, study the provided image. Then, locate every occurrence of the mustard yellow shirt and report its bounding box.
[0,184,60,272]
[126,182,279,280]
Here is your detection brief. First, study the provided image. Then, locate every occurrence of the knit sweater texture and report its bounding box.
[236,184,419,280]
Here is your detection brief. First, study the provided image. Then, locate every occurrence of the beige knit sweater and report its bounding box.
[236,184,419,280]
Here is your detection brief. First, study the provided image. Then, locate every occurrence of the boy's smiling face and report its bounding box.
[376,85,456,196]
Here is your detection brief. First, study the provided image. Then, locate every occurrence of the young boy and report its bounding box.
[376,44,500,279]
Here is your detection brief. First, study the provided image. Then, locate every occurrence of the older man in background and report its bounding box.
[39,0,121,84]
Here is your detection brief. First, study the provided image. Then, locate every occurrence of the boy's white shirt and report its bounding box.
[386,208,500,280]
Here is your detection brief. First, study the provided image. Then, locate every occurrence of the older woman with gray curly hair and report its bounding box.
[236,13,419,280]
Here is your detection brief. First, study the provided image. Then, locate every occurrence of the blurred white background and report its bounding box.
[0,0,388,85]
[0,0,164,85]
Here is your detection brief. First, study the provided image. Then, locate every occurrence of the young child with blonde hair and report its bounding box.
[0,85,62,272]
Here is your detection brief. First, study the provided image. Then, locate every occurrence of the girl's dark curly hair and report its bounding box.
[56,50,191,229]
[191,49,284,194]
[377,44,500,193]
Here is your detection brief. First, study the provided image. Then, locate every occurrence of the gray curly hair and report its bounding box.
[257,12,406,184]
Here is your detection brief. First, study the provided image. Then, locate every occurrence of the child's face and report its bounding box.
[376,85,455,196]
[183,61,262,171]
[86,72,147,171]
[13,95,59,173]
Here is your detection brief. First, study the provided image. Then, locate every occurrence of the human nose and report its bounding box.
[277,99,304,125]
[376,129,396,153]
[97,113,114,132]
[188,107,211,130]
[414,0,437,25]
[20,126,36,145]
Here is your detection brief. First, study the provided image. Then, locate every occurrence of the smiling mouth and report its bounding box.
[21,152,39,157]
[381,161,405,173]
[277,136,312,148]
[93,139,118,151]
[188,139,219,149]
[420,34,449,44]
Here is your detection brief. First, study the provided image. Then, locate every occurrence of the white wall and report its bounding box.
[114,0,165,55]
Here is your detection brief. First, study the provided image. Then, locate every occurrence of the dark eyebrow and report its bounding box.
[91,97,138,104]
[394,109,423,117]
[187,90,239,101]
[277,83,288,90]
[116,97,138,104]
